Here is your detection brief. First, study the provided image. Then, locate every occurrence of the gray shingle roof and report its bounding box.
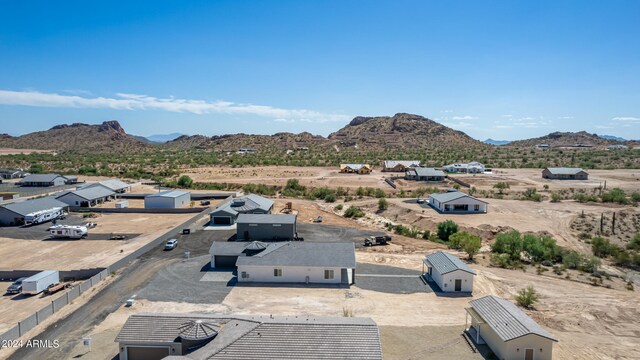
[59,186,115,201]
[146,190,190,198]
[20,173,63,183]
[211,194,274,216]
[1,197,68,216]
[413,167,445,177]
[79,179,130,192]
[209,241,252,256]
[115,313,382,360]
[384,160,420,168]
[424,251,475,275]
[236,213,296,225]
[429,191,485,204]
[235,242,356,268]
[544,167,587,175]
[469,295,558,342]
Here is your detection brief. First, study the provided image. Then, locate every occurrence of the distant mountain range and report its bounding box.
[598,134,627,142]
[483,138,511,146]
[0,116,635,154]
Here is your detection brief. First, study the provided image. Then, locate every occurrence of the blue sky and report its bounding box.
[1,1,639,140]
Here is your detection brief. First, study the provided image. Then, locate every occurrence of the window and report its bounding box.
[474,204,480,211]
[274,269,282,277]
[324,270,334,279]
[241,272,249,279]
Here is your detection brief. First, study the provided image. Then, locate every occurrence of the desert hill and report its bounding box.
[507,131,625,148]
[0,120,151,153]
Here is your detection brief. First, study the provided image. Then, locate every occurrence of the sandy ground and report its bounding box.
[0,213,193,270]
[0,148,56,155]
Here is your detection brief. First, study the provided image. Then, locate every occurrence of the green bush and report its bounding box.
[324,193,336,203]
[343,206,365,218]
[550,192,562,202]
[437,220,458,241]
[514,285,539,309]
[492,231,523,262]
[378,198,389,211]
[591,236,618,258]
[177,175,193,188]
[601,188,628,204]
[334,204,344,211]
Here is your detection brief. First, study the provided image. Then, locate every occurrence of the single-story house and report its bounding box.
[144,190,191,209]
[18,173,67,187]
[210,241,356,285]
[429,191,487,213]
[236,213,297,241]
[340,164,372,174]
[542,167,589,180]
[382,160,421,172]
[466,295,558,360]
[607,144,628,150]
[78,178,130,193]
[423,251,475,293]
[115,313,382,360]
[63,175,78,184]
[209,194,274,225]
[0,169,29,179]
[442,161,485,173]
[0,197,69,226]
[56,186,116,207]
[405,167,446,181]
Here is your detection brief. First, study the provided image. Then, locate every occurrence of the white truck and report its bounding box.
[22,270,59,295]
[49,225,88,239]
[24,207,65,226]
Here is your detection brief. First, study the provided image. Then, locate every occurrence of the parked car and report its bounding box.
[200,200,211,206]
[416,198,425,204]
[164,239,178,250]
[6,277,27,295]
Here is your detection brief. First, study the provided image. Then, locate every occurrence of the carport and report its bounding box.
[212,216,232,225]
[212,255,238,268]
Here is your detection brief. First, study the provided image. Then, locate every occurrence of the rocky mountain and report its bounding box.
[484,138,511,146]
[0,120,151,153]
[327,113,488,151]
[506,131,627,148]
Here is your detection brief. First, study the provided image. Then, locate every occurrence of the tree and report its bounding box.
[29,163,44,174]
[515,285,539,309]
[378,198,389,211]
[493,182,510,194]
[177,175,193,188]
[437,220,458,241]
[492,230,523,262]
[461,234,482,260]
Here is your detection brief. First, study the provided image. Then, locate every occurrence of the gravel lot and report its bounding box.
[1,214,140,240]
[356,263,431,294]
[297,222,386,247]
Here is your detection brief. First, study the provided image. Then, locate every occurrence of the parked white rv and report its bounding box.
[49,225,88,239]
[22,270,59,295]
[24,207,65,226]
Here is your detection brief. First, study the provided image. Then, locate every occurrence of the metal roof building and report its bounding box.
[429,191,488,213]
[542,167,589,180]
[405,167,446,181]
[144,190,191,209]
[383,160,421,172]
[18,173,67,187]
[425,251,476,275]
[466,295,557,360]
[0,197,68,226]
[209,194,274,225]
[78,178,130,193]
[115,313,382,360]
[423,251,475,293]
[236,214,297,241]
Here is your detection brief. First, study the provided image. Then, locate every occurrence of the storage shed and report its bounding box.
[56,187,116,207]
[466,295,558,360]
[18,173,67,187]
[0,197,68,226]
[236,214,297,241]
[429,191,487,213]
[423,251,475,293]
[209,194,274,225]
[144,190,191,209]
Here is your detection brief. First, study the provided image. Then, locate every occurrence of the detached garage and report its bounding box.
[144,190,191,209]
[423,251,475,293]
[236,214,297,241]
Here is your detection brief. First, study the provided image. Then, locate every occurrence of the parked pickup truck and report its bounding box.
[364,235,392,247]
[6,277,27,295]
[45,282,70,295]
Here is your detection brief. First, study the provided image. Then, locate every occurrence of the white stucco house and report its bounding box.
[442,161,485,173]
[466,295,558,360]
[429,191,487,213]
[423,251,475,293]
[209,241,356,286]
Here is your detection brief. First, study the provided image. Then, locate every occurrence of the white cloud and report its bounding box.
[501,114,512,118]
[0,89,351,123]
[612,116,640,122]
[440,110,453,113]
[274,118,296,123]
[558,116,574,120]
[451,115,477,120]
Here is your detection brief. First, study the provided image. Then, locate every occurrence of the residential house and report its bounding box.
[382,160,421,172]
[18,173,67,187]
[209,194,274,225]
[542,167,589,180]
[340,164,372,174]
[78,178,131,193]
[405,167,446,182]
[423,251,475,293]
[56,187,116,207]
[429,191,487,213]
[442,162,485,173]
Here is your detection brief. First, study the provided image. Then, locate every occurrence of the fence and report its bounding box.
[447,176,471,188]
[0,207,211,343]
[79,207,206,214]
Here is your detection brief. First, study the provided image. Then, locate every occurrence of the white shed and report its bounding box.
[423,251,475,293]
[144,190,191,209]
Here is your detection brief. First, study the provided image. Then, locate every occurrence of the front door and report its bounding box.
[454,279,462,291]
[524,348,534,360]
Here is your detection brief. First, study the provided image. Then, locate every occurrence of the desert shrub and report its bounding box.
[177,175,193,188]
[324,193,336,203]
[601,188,628,204]
[591,236,618,258]
[515,286,539,309]
[282,179,306,197]
[631,192,640,203]
[550,192,562,203]
[522,188,543,202]
[343,206,365,218]
[374,188,386,198]
[522,234,562,263]
[492,230,523,262]
[437,220,458,241]
[574,193,598,203]
[243,183,276,196]
[334,204,344,211]
[378,198,389,211]
[490,253,513,268]
[628,233,640,251]
[493,182,510,194]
